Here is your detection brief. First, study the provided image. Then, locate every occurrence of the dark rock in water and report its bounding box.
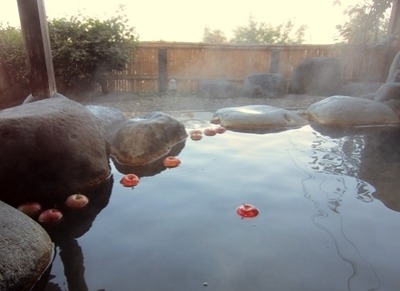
[198,79,237,98]
[112,140,186,177]
[242,73,287,98]
[86,104,126,143]
[306,95,400,126]
[0,98,110,206]
[110,112,187,166]
[0,201,53,291]
[288,57,343,96]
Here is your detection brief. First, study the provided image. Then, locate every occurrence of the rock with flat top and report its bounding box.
[306,95,400,126]
[212,105,308,130]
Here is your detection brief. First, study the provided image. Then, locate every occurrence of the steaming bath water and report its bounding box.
[42,124,400,291]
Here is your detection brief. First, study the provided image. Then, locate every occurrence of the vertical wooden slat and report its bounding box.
[158,48,168,93]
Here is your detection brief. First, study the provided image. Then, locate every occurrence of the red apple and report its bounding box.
[163,156,181,168]
[189,129,202,135]
[190,133,203,141]
[203,128,217,136]
[65,194,89,210]
[215,126,226,134]
[120,174,140,187]
[17,202,42,218]
[236,204,259,218]
[38,209,63,226]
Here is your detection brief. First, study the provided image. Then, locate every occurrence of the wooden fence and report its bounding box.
[105,41,394,94]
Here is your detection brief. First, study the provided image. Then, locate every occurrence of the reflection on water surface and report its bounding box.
[42,124,400,291]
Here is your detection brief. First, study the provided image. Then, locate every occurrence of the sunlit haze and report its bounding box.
[1,0,362,44]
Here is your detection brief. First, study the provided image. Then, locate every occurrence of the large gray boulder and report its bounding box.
[242,73,287,98]
[0,97,111,206]
[211,105,308,131]
[0,201,53,291]
[198,79,237,98]
[337,82,382,97]
[306,95,400,126]
[289,57,343,96]
[110,112,187,166]
[373,82,400,118]
[374,82,400,102]
[386,51,400,82]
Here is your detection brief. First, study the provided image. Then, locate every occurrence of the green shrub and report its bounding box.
[0,8,138,101]
[0,24,29,90]
[49,9,138,94]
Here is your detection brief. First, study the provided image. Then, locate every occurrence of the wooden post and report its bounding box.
[17,0,57,100]
[270,49,280,74]
[389,0,400,36]
[387,0,400,50]
[158,48,168,94]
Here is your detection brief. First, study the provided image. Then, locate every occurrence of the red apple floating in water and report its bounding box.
[120,174,140,187]
[163,156,181,168]
[189,129,202,135]
[203,128,217,136]
[65,194,89,210]
[38,209,63,226]
[190,133,203,141]
[215,126,226,134]
[189,129,203,141]
[17,202,42,218]
[236,204,259,218]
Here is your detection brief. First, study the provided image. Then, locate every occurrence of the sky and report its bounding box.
[1,0,363,44]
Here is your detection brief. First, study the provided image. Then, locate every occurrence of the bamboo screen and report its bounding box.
[106,42,389,93]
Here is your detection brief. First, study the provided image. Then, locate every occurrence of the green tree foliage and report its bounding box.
[0,7,138,101]
[0,24,29,90]
[49,8,138,94]
[336,0,392,44]
[230,16,307,45]
[202,27,227,43]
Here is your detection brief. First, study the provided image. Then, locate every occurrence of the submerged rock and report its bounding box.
[110,112,187,166]
[0,201,53,291]
[211,105,308,131]
[306,95,400,126]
